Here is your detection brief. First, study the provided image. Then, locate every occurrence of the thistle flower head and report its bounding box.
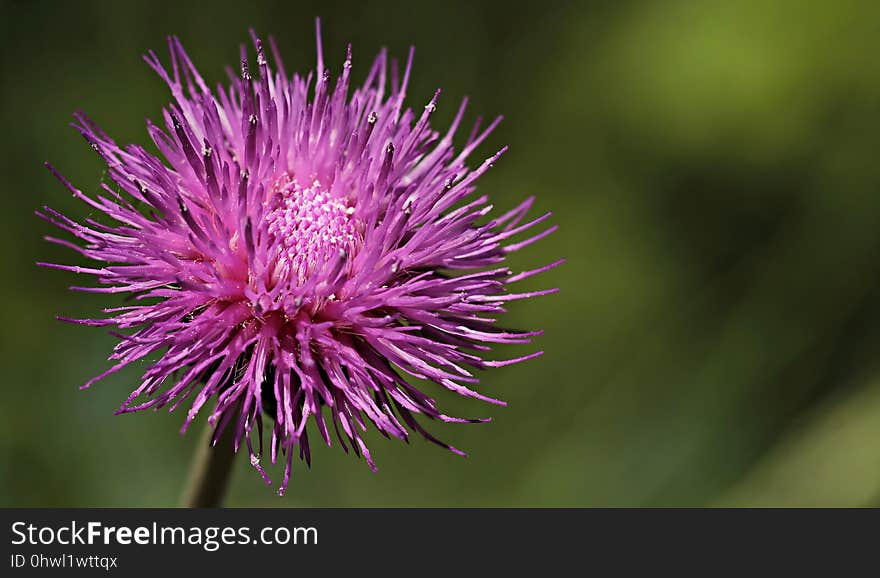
[39,22,560,494]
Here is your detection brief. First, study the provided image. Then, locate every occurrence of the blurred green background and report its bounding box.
[3,0,880,507]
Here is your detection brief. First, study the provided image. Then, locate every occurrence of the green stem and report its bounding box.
[180,421,237,508]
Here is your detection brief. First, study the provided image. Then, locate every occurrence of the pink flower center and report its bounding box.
[264,175,357,285]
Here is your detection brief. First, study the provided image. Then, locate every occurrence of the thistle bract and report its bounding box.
[39,23,560,494]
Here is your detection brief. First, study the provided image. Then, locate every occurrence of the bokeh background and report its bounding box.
[3,0,880,507]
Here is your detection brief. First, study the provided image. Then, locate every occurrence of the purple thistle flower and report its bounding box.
[38,22,560,495]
